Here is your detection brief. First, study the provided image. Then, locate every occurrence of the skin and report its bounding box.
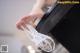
[16,0,57,30]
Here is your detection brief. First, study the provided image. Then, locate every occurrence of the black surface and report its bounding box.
[36,4,73,34]
[51,4,80,53]
[36,4,80,53]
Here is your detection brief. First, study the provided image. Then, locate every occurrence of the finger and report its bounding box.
[33,17,37,23]
[31,23,37,28]
[21,23,30,31]
[26,24,38,34]
[21,21,26,28]
[16,24,24,31]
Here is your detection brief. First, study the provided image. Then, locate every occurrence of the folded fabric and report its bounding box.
[24,24,55,52]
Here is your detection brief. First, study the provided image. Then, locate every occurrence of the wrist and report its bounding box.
[29,9,44,26]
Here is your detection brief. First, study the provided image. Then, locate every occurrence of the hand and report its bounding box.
[16,12,44,30]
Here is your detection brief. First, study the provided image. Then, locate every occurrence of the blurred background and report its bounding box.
[0,0,36,53]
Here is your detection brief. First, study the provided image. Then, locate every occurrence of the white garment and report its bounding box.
[24,24,55,52]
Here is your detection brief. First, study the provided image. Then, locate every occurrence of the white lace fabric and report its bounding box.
[24,24,55,52]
